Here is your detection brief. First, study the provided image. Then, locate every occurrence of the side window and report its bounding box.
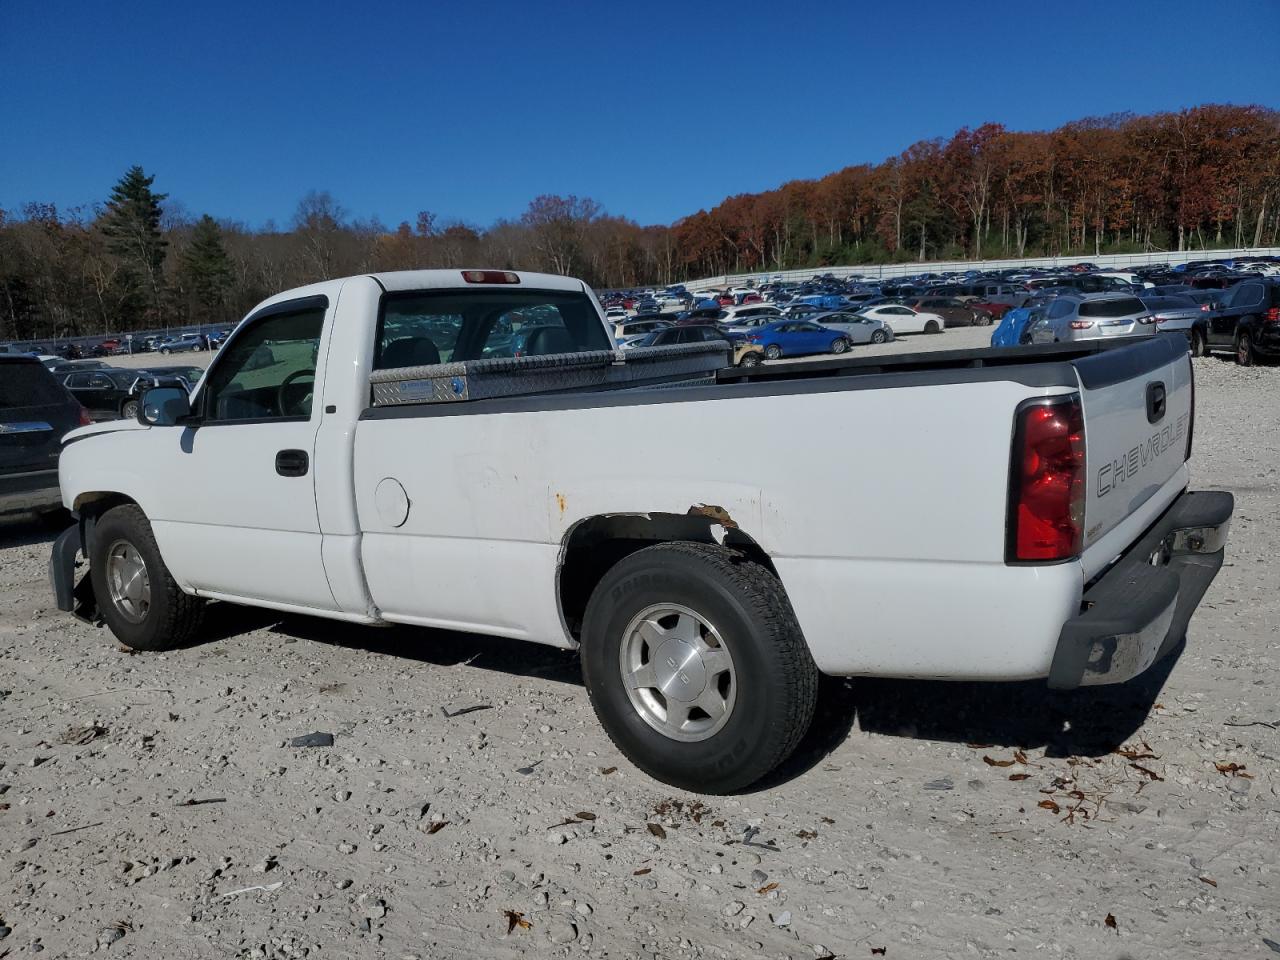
[1236,283,1264,307]
[88,373,112,389]
[65,373,89,389]
[200,306,325,423]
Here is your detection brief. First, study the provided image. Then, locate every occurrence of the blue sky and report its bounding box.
[2,0,1277,229]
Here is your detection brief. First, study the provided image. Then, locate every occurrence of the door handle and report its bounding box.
[275,449,309,477]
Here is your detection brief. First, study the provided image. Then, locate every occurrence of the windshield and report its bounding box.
[1079,297,1145,319]
[0,363,67,408]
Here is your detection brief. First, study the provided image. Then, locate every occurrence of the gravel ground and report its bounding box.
[0,343,1276,959]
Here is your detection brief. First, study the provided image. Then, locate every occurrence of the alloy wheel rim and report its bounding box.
[105,539,151,624]
[618,603,736,743]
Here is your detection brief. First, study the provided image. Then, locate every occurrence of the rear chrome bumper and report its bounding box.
[1048,489,1234,689]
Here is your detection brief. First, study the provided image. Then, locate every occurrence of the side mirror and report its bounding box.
[139,387,193,426]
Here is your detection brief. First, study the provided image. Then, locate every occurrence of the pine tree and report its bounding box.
[180,215,233,321]
[101,166,167,320]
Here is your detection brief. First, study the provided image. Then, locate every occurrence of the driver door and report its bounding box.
[149,298,336,610]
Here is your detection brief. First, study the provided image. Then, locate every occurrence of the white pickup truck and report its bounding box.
[50,269,1233,792]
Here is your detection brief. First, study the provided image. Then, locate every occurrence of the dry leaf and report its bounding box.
[872,948,888,956]
[1013,749,1029,764]
[1214,761,1250,778]
[796,829,817,840]
[757,881,779,895]
[1115,744,1158,761]
[646,823,666,839]
[966,743,994,749]
[575,811,597,821]
[632,867,651,876]
[820,816,835,824]
[600,766,617,775]
[1104,913,1117,930]
[1038,799,1061,814]
[983,755,1016,768]
[1130,763,1164,781]
[503,909,531,934]
[427,820,449,834]
[1199,876,1218,888]
[1008,773,1031,781]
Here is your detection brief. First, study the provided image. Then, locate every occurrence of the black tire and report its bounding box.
[90,504,205,651]
[870,330,887,344]
[120,399,139,420]
[1190,327,1207,358]
[830,337,849,354]
[924,320,941,334]
[580,542,819,793]
[764,344,783,361]
[738,352,762,368]
[160,348,171,355]
[1236,331,1256,367]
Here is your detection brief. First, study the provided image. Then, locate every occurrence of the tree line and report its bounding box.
[2,103,1277,341]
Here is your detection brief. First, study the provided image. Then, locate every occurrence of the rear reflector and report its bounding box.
[462,270,520,284]
[1007,395,1085,562]
[77,406,93,426]
[1265,307,1279,323]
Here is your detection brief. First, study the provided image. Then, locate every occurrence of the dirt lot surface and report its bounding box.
[1,338,1276,959]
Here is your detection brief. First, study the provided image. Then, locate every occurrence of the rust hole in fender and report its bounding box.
[686,504,738,529]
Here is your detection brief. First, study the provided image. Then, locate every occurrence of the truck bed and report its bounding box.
[365,336,1184,418]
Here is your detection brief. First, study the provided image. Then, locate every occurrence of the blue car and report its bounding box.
[744,320,851,360]
[990,306,1045,347]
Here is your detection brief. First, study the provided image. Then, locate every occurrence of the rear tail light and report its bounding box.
[1187,358,1195,460]
[77,406,92,426]
[1137,315,1155,325]
[1200,303,1211,311]
[1007,396,1085,562]
[1265,307,1279,323]
[462,270,520,284]
[1069,320,1094,330]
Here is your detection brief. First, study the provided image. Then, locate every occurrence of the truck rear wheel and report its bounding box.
[580,542,818,793]
[90,504,206,651]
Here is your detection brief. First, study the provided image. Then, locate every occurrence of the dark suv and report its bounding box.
[1202,278,1280,365]
[1,356,88,520]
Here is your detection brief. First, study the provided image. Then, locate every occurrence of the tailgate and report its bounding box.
[1074,336,1191,550]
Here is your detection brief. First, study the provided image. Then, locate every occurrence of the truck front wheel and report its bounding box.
[90,504,206,651]
[580,543,818,793]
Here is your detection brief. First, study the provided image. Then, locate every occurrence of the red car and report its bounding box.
[716,294,735,306]
[738,292,764,304]
[969,301,1013,323]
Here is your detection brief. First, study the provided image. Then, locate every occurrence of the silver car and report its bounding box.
[808,310,894,344]
[1026,293,1155,344]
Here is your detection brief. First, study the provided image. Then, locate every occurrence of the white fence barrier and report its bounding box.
[683,246,1280,293]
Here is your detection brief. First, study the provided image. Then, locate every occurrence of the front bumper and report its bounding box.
[1048,489,1234,689]
[0,468,61,516]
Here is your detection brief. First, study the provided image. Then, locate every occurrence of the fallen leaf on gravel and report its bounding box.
[966,743,994,749]
[796,829,817,840]
[57,724,107,745]
[427,820,449,834]
[1214,761,1252,778]
[1104,913,1117,930]
[1199,876,1218,887]
[1130,763,1164,781]
[632,868,651,876]
[983,755,1016,767]
[1013,750,1030,764]
[872,948,887,956]
[503,910,531,934]
[1038,799,1061,814]
[600,766,617,775]
[646,823,666,839]
[820,816,835,824]
[1009,773,1031,781]
[575,811,597,821]
[1114,743,1159,760]
[757,882,778,895]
